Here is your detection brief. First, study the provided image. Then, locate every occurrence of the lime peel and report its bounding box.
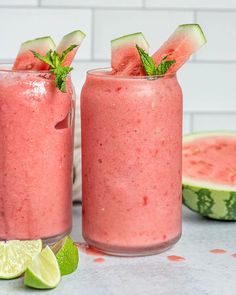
[51,235,79,276]
[0,240,42,279]
[24,246,60,289]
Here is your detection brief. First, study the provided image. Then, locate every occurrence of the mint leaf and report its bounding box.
[53,66,73,93]
[155,55,176,76]
[136,45,156,76]
[136,45,176,77]
[31,49,54,68]
[31,44,78,92]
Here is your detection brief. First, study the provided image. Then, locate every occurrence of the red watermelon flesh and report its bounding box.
[152,24,206,74]
[57,30,86,67]
[111,32,149,76]
[13,36,56,70]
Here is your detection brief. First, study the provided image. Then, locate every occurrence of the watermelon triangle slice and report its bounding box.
[111,32,149,76]
[57,30,86,66]
[152,24,206,74]
[13,36,56,70]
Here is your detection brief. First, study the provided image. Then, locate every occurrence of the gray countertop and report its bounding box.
[1,206,235,295]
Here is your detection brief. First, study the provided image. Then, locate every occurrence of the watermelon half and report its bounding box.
[111,32,149,76]
[152,24,206,74]
[57,30,86,66]
[182,132,236,220]
[13,36,56,70]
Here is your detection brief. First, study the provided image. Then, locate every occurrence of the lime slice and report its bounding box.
[0,239,42,279]
[51,236,79,276]
[24,246,60,289]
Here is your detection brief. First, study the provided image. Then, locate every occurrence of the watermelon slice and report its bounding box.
[111,32,149,76]
[182,132,236,220]
[152,24,206,74]
[57,30,86,66]
[13,36,56,70]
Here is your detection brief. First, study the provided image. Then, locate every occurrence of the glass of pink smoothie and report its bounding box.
[81,68,182,256]
[0,65,75,243]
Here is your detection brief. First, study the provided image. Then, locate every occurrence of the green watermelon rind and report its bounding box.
[182,184,236,221]
[19,36,56,53]
[57,30,86,51]
[111,32,149,50]
[177,24,206,47]
[182,131,236,221]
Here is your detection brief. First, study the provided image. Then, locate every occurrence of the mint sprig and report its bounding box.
[31,44,78,92]
[155,55,176,76]
[136,44,175,76]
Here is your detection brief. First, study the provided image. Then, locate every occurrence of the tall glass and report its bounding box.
[0,66,75,243]
[81,69,182,256]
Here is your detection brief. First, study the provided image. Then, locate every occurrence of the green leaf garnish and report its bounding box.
[155,55,176,76]
[136,44,176,76]
[136,45,156,76]
[31,45,78,92]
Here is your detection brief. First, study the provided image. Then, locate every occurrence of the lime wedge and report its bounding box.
[51,236,79,276]
[24,246,60,289]
[0,240,42,279]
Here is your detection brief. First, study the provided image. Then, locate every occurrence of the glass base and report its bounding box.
[83,232,181,257]
[42,227,72,245]
[0,227,71,246]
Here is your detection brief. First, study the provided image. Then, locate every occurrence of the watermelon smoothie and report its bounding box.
[0,66,74,241]
[81,69,182,256]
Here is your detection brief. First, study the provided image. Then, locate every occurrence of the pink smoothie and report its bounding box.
[0,68,74,241]
[81,70,182,255]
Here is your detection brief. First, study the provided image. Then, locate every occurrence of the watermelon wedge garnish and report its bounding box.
[13,36,56,70]
[111,32,149,76]
[57,30,86,66]
[12,30,86,92]
[182,132,236,220]
[111,24,206,76]
[152,24,206,74]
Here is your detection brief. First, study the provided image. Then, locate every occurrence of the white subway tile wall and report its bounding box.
[196,11,236,61]
[193,114,236,132]
[145,0,236,10]
[0,0,235,133]
[41,0,144,8]
[0,0,38,6]
[94,9,194,60]
[0,8,92,60]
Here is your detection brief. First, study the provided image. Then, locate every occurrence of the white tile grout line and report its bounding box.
[191,10,197,62]
[193,10,197,25]
[91,8,95,61]
[184,111,236,115]
[0,5,236,13]
[0,4,236,12]
[1,6,236,12]
[189,113,194,133]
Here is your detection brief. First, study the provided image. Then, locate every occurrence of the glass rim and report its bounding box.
[87,67,176,80]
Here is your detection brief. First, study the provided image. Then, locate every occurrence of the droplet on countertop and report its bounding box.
[94,257,105,263]
[209,249,226,254]
[167,255,185,262]
[76,242,105,256]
